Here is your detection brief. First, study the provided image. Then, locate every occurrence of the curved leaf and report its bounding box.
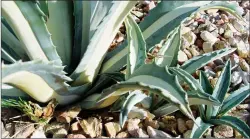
[1,47,17,63]
[153,95,219,117]
[169,67,219,104]
[199,71,213,95]
[206,60,231,118]
[219,85,250,116]
[124,14,147,79]
[15,1,62,65]
[71,1,137,85]
[2,1,48,61]
[47,1,73,66]
[120,91,149,127]
[190,117,212,138]
[181,48,236,74]
[97,64,194,121]
[155,27,180,67]
[1,22,28,61]
[208,116,250,138]
[101,1,211,73]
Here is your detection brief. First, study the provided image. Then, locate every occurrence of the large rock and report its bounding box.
[80,117,102,138]
[67,134,86,138]
[147,126,172,138]
[104,122,121,138]
[183,130,192,138]
[52,128,68,138]
[15,124,35,138]
[161,116,177,135]
[214,125,233,138]
[177,118,188,133]
[126,119,140,136]
[128,107,155,120]
[30,126,46,138]
[116,131,130,138]
[144,118,159,129]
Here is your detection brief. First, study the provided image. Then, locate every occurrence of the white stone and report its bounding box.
[147,126,172,138]
[178,50,188,63]
[182,31,197,45]
[224,30,233,38]
[233,20,245,33]
[202,42,214,53]
[231,71,242,86]
[200,31,218,43]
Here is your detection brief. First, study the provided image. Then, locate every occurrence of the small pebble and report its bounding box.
[202,41,214,53]
[200,31,218,43]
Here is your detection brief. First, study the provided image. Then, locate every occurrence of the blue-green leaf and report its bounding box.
[208,116,250,138]
[181,48,235,74]
[124,14,147,79]
[199,71,213,95]
[206,60,231,118]
[120,91,149,127]
[219,85,250,116]
[190,117,212,138]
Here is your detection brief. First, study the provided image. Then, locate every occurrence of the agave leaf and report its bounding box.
[155,27,180,67]
[1,17,17,38]
[38,1,49,18]
[110,94,128,112]
[153,94,220,117]
[124,14,147,79]
[199,71,213,95]
[71,1,90,70]
[1,84,31,100]
[71,1,113,71]
[2,70,78,105]
[2,1,48,61]
[71,1,137,86]
[1,60,79,104]
[219,86,250,116]
[169,67,219,104]
[90,1,113,37]
[206,60,231,118]
[101,1,211,73]
[208,116,250,138]
[15,1,62,65]
[2,60,71,94]
[102,1,244,73]
[120,91,149,127]
[1,45,17,63]
[46,1,73,66]
[181,48,236,74]
[1,22,28,61]
[98,63,195,120]
[190,117,212,138]
[79,93,120,110]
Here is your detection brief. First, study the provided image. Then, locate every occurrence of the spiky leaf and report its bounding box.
[124,14,147,78]
[2,1,47,60]
[219,86,250,116]
[71,1,137,86]
[120,91,149,127]
[190,117,212,138]
[208,116,250,138]
[199,71,213,95]
[206,60,231,118]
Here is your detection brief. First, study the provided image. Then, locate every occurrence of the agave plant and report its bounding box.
[188,60,250,138]
[1,0,247,128]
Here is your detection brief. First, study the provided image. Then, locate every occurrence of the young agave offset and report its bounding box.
[189,60,250,138]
